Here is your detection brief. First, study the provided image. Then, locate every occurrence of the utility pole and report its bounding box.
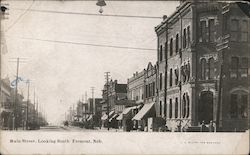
[36,97,39,128]
[13,58,19,130]
[104,72,110,130]
[26,80,30,130]
[91,87,95,115]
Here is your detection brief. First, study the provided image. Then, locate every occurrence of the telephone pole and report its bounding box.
[26,80,30,130]
[104,72,110,130]
[91,87,95,115]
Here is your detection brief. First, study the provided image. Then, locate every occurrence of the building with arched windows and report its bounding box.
[155,1,249,132]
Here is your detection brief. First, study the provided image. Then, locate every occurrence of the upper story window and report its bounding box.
[200,20,207,42]
[240,57,248,78]
[159,45,163,61]
[159,101,162,116]
[183,28,187,48]
[208,58,215,79]
[170,68,173,87]
[165,41,168,59]
[175,33,179,53]
[170,38,173,56]
[187,26,191,47]
[230,56,248,78]
[175,97,178,118]
[159,73,163,90]
[208,19,215,42]
[241,20,248,42]
[174,68,179,86]
[230,19,239,41]
[169,99,172,119]
[201,58,206,80]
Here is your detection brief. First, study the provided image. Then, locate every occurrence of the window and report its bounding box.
[200,21,207,42]
[152,82,155,96]
[208,58,215,79]
[187,26,191,47]
[208,19,215,42]
[230,94,238,118]
[170,68,173,87]
[231,57,239,78]
[186,62,191,81]
[241,20,248,42]
[230,93,248,119]
[146,85,148,98]
[186,94,190,118]
[181,66,186,83]
[169,99,172,118]
[174,69,179,86]
[240,57,248,78]
[159,45,163,61]
[183,28,187,48]
[182,94,186,118]
[175,98,178,118]
[164,102,167,117]
[160,73,163,90]
[170,38,173,56]
[165,41,168,59]
[159,101,162,116]
[231,19,239,41]
[201,58,206,80]
[176,33,179,53]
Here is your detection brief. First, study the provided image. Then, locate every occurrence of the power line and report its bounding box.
[11,8,162,19]
[6,35,156,51]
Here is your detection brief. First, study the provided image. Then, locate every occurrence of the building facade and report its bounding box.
[155,1,249,131]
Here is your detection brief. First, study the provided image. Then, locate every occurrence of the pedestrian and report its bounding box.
[200,120,206,132]
[209,120,214,132]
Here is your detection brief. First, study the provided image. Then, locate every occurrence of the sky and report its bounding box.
[2,0,179,124]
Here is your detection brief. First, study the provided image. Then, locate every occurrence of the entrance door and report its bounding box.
[198,91,213,124]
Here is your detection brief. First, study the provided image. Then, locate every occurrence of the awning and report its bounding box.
[109,114,118,122]
[116,114,123,120]
[101,111,115,121]
[87,115,93,121]
[132,103,155,121]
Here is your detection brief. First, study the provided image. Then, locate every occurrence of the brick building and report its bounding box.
[155,1,249,131]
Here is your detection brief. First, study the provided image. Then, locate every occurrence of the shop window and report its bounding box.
[159,45,163,61]
[241,20,248,42]
[176,33,179,53]
[230,93,248,119]
[170,38,173,56]
[169,99,172,119]
[175,98,178,118]
[201,58,206,80]
[208,58,215,79]
[208,19,215,42]
[230,19,239,41]
[170,68,173,87]
[183,28,187,48]
[174,68,179,86]
[230,57,239,78]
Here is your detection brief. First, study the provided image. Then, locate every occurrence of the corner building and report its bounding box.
[155,1,249,131]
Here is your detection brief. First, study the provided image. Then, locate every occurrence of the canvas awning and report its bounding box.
[109,114,118,122]
[87,115,93,121]
[101,111,114,120]
[132,103,155,121]
[116,113,123,120]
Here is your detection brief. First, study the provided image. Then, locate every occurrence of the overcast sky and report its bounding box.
[2,0,179,124]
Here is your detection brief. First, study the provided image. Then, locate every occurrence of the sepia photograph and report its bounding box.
[0,0,249,154]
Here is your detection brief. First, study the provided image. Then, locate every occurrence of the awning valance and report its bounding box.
[109,114,118,122]
[116,114,123,120]
[87,115,93,121]
[132,103,155,121]
[101,111,115,120]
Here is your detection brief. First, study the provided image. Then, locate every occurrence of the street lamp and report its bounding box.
[96,0,106,14]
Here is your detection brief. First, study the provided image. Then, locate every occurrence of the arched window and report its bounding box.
[170,38,173,56]
[164,102,167,117]
[175,68,179,86]
[176,33,179,53]
[175,98,178,118]
[169,99,172,119]
[186,93,190,118]
[201,58,206,80]
[182,94,186,118]
[159,45,163,61]
[208,58,215,79]
[170,68,173,87]
[160,73,163,90]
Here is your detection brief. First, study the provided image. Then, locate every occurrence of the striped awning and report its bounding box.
[132,103,155,121]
